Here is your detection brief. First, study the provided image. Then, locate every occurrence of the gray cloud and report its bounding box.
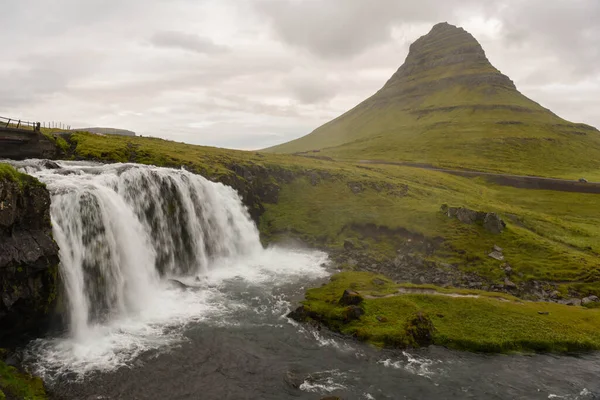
[0,0,598,150]
[252,0,490,58]
[150,31,229,54]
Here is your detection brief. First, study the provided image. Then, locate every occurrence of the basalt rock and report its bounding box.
[0,172,60,343]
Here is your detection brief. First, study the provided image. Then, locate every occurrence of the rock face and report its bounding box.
[0,171,60,343]
[0,131,58,161]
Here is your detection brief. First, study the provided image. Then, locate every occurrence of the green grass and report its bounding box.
[261,166,600,293]
[301,272,600,353]
[0,163,45,189]
[65,133,600,296]
[0,361,46,400]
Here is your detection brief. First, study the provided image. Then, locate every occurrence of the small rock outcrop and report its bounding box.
[339,289,363,306]
[0,168,60,343]
[441,204,506,233]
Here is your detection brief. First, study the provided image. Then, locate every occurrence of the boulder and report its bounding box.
[284,370,305,389]
[504,278,517,289]
[347,182,363,194]
[561,298,582,306]
[339,289,363,306]
[493,245,503,253]
[404,311,435,347]
[484,213,506,234]
[488,251,505,261]
[343,305,364,321]
[372,278,386,286]
[582,296,599,306]
[441,205,505,233]
[343,239,355,250]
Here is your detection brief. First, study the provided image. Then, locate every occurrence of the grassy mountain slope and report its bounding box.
[265,23,600,178]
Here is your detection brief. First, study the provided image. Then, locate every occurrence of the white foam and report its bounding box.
[299,369,348,394]
[378,351,440,378]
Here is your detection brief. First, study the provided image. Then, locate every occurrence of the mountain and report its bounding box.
[265,22,600,177]
[83,127,136,137]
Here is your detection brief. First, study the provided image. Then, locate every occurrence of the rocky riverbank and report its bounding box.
[0,164,60,344]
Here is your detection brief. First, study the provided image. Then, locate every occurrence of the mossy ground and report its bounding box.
[0,361,46,400]
[302,272,600,353]
[0,164,45,189]
[65,133,600,297]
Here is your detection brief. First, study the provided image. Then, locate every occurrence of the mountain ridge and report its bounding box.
[265,22,600,178]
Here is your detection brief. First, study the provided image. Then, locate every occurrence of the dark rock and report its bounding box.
[442,205,505,233]
[582,296,599,306]
[549,290,560,299]
[320,397,342,400]
[538,311,550,315]
[404,311,435,347]
[339,289,363,306]
[484,213,506,234]
[284,370,304,389]
[503,264,513,276]
[42,160,60,170]
[560,298,582,306]
[343,239,355,250]
[348,182,363,194]
[504,278,517,289]
[343,305,364,321]
[0,175,60,342]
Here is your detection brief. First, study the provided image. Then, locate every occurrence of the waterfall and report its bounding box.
[26,161,262,339]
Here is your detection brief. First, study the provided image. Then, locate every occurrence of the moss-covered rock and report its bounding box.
[0,360,47,399]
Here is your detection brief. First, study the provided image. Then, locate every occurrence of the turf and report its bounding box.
[66,133,600,297]
[301,272,600,353]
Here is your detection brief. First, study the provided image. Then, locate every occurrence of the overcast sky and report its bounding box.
[1,0,598,149]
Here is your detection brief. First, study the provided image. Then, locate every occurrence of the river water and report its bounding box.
[10,160,600,400]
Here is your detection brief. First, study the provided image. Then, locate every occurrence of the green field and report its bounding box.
[298,271,600,353]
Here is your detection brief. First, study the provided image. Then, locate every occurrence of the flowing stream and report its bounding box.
[9,160,600,399]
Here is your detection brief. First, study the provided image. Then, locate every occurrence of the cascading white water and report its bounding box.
[21,161,262,338]
[9,159,328,378]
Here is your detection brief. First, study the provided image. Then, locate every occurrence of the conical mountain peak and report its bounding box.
[265,23,600,177]
[379,22,516,100]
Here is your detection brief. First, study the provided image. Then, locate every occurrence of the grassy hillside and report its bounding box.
[265,23,600,179]
[67,132,600,297]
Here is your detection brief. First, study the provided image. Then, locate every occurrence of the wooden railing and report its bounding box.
[0,116,40,132]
